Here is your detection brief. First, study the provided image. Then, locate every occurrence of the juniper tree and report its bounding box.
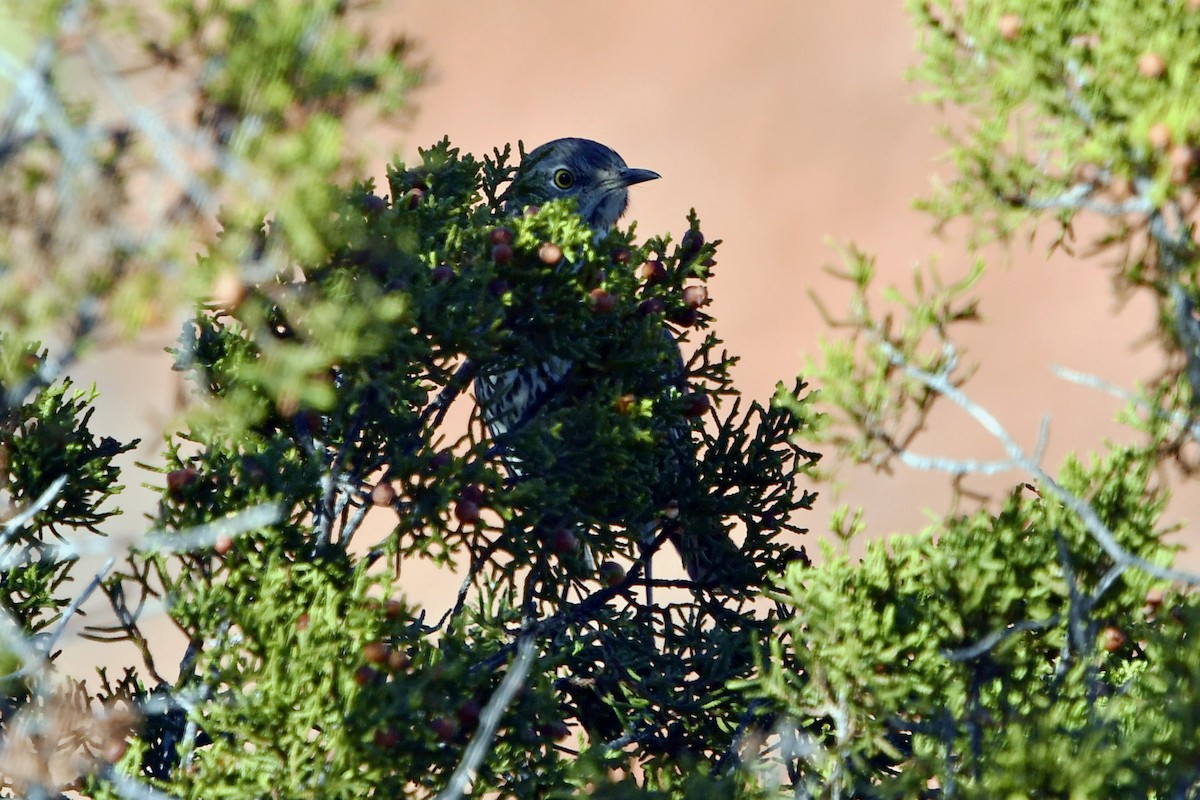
[748,2,1200,796]
[86,137,812,798]
[0,3,817,798]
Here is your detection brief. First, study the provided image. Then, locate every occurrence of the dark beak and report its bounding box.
[620,167,661,187]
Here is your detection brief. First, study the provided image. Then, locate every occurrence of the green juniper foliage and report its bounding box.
[747,1,1200,797]
[78,140,818,798]
[750,445,1194,798]
[0,375,135,652]
[911,0,1200,414]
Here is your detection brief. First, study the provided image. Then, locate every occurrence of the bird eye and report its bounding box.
[552,169,574,190]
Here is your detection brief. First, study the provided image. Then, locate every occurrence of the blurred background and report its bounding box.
[64,2,1196,669]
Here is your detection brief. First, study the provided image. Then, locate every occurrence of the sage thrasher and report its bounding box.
[474,138,743,586]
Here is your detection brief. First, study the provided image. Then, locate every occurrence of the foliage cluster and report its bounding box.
[755,1,1200,796]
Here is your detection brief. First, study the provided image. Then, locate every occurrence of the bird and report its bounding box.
[473,137,745,588]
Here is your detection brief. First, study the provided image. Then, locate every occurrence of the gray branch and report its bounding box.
[435,634,537,800]
[877,337,1200,587]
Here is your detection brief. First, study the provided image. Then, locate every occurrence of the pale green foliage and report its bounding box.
[755,1,1200,796]
[0,0,418,382]
[803,246,982,467]
[912,0,1200,234]
[753,446,1200,797]
[910,0,1200,408]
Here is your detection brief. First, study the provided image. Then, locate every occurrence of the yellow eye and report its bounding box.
[552,169,574,190]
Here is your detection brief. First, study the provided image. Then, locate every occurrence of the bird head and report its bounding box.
[505,138,660,231]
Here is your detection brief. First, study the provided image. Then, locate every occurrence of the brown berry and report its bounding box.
[1170,144,1195,183]
[541,721,572,740]
[1072,162,1101,185]
[385,598,404,620]
[387,649,410,672]
[491,243,514,264]
[371,481,398,507]
[489,226,514,246]
[362,193,387,213]
[101,736,129,763]
[166,467,200,498]
[455,699,482,728]
[611,247,632,265]
[374,727,400,748]
[671,307,700,327]
[522,205,540,217]
[1148,122,1173,150]
[599,560,626,587]
[431,264,454,284]
[430,716,458,742]
[638,297,665,316]
[296,409,323,433]
[214,533,233,555]
[589,288,616,314]
[459,485,485,504]
[454,499,480,525]
[1138,51,1167,79]
[212,271,247,310]
[682,284,709,309]
[538,241,563,265]
[997,13,1021,41]
[637,260,667,283]
[680,229,704,258]
[363,641,389,665]
[549,528,578,554]
[1102,626,1126,652]
[615,393,637,415]
[682,392,711,417]
[296,612,310,631]
[354,665,377,687]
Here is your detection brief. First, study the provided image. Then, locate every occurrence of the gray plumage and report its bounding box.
[474,138,739,585]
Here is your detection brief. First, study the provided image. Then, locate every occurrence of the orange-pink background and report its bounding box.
[63,4,1196,672]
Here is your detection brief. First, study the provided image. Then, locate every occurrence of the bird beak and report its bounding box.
[619,167,661,187]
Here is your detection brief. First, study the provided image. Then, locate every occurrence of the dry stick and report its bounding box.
[873,338,1200,587]
[1054,365,1200,441]
[0,474,68,551]
[134,503,283,555]
[435,634,537,800]
[877,337,1200,588]
[42,555,116,655]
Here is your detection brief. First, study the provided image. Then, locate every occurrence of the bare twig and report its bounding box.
[1005,181,1153,217]
[435,634,537,800]
[41,555,116,655]
[96,762,178,800]
[877,337,1200,587]
[1053,365,1200,441]
[133,502,282,555]
[0,474,68,547]
[942,616,1061,662]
